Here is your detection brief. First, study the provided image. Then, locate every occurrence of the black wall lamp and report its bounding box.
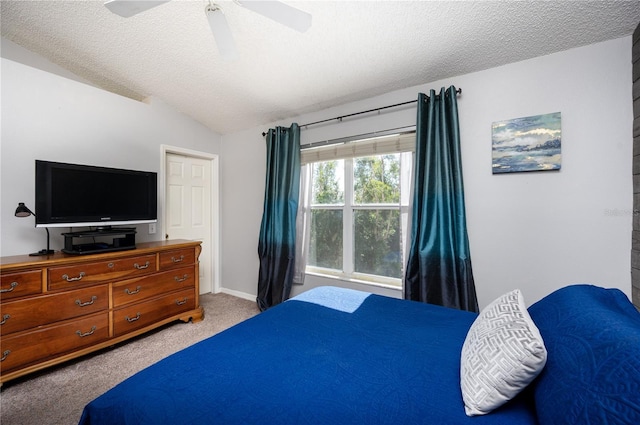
[15,202,54,256]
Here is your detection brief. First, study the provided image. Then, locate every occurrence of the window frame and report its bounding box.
[304,147,412,289]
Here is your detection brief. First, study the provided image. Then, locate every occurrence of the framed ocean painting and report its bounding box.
[492,112,561,174]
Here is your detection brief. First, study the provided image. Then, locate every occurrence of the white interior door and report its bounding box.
[165,152,213,294]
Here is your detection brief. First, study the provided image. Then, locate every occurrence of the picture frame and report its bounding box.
[492,112,561,174]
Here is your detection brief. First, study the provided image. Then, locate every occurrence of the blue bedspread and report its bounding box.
[78,286,537,424]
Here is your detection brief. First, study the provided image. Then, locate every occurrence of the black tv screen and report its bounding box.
[35,160,157,228]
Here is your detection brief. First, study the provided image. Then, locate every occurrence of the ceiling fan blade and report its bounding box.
[104,1,171,18]
[206,4,238,61]
[238,1,312,33]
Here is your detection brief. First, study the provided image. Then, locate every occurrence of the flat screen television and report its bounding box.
[35,160,157,228]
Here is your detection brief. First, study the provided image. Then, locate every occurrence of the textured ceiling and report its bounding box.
[2,1,640,135]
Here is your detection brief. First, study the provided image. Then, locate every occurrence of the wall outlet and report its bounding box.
[149,223,156,234]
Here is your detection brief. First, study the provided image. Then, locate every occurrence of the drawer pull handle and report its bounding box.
[1,281,18,293]
[176,298,188,306]
[1,350,10,362]
[62,272,85,282]
[126,312,141,323]
[124,286,142,295]
[76,326,97,338]
[108,262,115,269]
[134,261,150,270]
[171,255,185,263]
[75,296,97,307]
[174,274,189,283]
[0,314,10,325]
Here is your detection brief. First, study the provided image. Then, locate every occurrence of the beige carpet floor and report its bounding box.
[0,292,259,425]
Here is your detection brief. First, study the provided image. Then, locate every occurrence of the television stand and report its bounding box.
[0,239,203,385]
[62,228,137,255]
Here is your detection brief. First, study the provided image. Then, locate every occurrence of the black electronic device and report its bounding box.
[35,160,157,228]
[62,227,137,255]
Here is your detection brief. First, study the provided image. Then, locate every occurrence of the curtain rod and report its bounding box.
[261,87,461,137]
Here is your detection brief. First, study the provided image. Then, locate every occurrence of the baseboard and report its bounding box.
[218,287,256,302]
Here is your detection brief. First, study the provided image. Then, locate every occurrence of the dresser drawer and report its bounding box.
[112,266,195,308]
[159,248,195,270]
[0,285,108,336]
[0,312,109,373]
[113,288,196,337]
[1,270,42,301]
[48,254,157,290]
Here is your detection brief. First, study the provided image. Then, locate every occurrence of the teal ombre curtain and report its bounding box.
[257,123,301,311]
[404,87,479,312]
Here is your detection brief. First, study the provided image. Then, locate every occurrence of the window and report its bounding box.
[300,133,414,288]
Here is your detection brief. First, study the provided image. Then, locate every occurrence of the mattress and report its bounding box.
[78,286,537,424]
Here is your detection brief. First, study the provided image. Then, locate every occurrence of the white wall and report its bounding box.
[0,56,221,257]
[1,38,96,87]
[220,36,633,308]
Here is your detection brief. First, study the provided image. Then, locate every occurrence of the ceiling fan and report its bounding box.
[103,1,312,60]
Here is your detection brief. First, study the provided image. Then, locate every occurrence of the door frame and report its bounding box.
[160,145,220,294]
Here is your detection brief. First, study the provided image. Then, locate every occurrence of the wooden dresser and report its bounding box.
[0,239,203,384]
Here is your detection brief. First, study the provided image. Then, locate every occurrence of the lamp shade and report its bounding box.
[15,202,53,255]
[15,202,35,218]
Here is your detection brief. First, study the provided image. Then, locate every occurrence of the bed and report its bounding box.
[78,284,640,425]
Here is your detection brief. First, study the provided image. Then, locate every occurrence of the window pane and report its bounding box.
[311,160,344,204]
[354,154,400,204]
[309,209,343,270]
[354,209,402,278]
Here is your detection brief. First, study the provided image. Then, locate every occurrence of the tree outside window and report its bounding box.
[308,153,405,284]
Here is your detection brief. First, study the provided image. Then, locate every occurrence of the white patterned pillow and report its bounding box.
[460,289,547,416]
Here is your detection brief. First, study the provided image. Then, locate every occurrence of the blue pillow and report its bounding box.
[528,285,640,424]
